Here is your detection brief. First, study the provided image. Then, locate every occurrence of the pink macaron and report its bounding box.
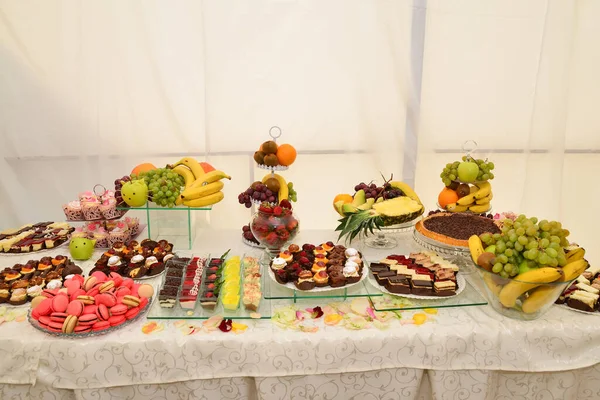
[66,300,84,317]
[96,304,110,321]
[108,315,126,326]
[86,287,100,298]
[97,292,117,308]
[70,274,85,285]
[114,286,131,298]
[110,304,128,316]
[83,304,97,315]
[139,297,149,309]
[109,272,124,288]
[64,279,81,294]
[50,312,68,323]
[31,309,41,320]
[51,294,69,313]
[91,271,108,282]
[38,315,51,327]
[74,325,91,333]
[42,289,58,298]
[121,278,134,289]
[70,289,86,302]
[83,276,98,291]
[92,321,110,331]
[124,307,140,320]
[48,320,64,330]
[47,326,63,333]
[35,298,54,316]
[78,314,98,326]
[130,283,141,297]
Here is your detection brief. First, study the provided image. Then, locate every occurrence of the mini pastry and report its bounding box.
[20,266,35,279]
[295,271,315,291]
[4,270,22,282]
[46,279,63,290]
[343,264,360,284]
[9,288,28,305]
[313,270,329,287]
[128,266,148,279]
[52,255,67,266]
[288,244,300,253]
[0,283,9,303]
[311,261,327,274]
[147,262,165,277]
[411,274,434,295]
[271,257,287,271]
[345,248,358,258]
[328,270,346,288]
[314,254,328,264]
[313,246,327,256]
[434,280,456,296]
[275,269,288,284]
[107,256,122,272]
[278,251,294,263]
[321,241,335,252]
[144,256,158,269]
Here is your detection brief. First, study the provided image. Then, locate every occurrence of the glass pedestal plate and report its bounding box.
[364,219,418,249]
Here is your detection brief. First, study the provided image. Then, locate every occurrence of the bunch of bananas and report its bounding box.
[169,157,231,207]
[446,181,492,213]
[261,173,297,202]
[469,235,588,314]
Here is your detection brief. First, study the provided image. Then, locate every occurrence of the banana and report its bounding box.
[498,267,563,308]
[457,181,492,205]
[181,181,224,200]
[446,203,469,212]
[183,191,224,207]
[389,181,422,205]
[521,259,588,314]
[173,157,205,180]
[483,274,503,297]
[189,170,232,189]
[566,247,585,263]
[175,195,183,206]
[469,186,478,194]
[475,192,493,205]
[171,165,196,188]
[468,235,485,264]
[262,173,288,201]
[469,203,492,213]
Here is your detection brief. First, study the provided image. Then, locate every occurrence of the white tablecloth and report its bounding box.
[1,229,600,399]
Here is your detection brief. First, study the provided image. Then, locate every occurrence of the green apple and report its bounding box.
[122,179,148,207]
[457,161,479,183]
[69,237,96,260]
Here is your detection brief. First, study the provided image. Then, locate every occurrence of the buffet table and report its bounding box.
[2,229,600,400]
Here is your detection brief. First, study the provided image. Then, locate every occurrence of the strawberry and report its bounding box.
[259,203,273,213]
[275,225,287,233]
[279,231,290,241]
[205,292,214,298]
[299,256,310,265]
[266,232,279,244]
[273,206,283,216]
[287,220,298,231]
[207,283,215,290]
[279,199,292,209]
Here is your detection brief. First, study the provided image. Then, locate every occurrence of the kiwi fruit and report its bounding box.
[265,178,280,192]
[477,252,496,272]
[456,183,471,198]
[254,151,265,164]
[262,141,278,155]
[250,181,262,190]
[263,154,279,166]
[448,181,460,191]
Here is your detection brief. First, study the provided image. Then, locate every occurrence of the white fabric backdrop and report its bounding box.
[0,0,598,262]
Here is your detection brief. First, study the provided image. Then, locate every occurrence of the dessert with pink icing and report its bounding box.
[107,222,129,247]
[63,201,84,221]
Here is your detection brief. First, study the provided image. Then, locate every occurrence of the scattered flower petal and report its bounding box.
[373,320,390,330]
[231,322,248,333]
[299,325,319,333]
[375,311,395,322]
[0,306,6,316]
[15,314,26,323]
[423,308,438,315]
[142,321,164,334]
[0,317,5,326]
[322,305,336,315]
[4,313,14,322]
[413,313,427,325]
[305,307,314,313]
[173,320,187,328]
[336,303,351,315]
[345,315,369,330]
[296,311,305,321]
[400,319,415,325]
[366,307,377,321]
[310,306,323,319]
[218,319,233,332]
[250,312,261,319]
[324,314,343,326]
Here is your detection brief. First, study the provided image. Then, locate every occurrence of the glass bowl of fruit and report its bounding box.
[250,200,299,258]
[468,215,587,320]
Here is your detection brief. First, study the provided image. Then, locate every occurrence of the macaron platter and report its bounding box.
[28,271,154,337]
[267,242,367,292]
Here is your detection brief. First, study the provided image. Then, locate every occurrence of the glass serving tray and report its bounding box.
[147,255,271,320]
[366,277,487,311]
[412,229,470,256]
[117,204,213,211]
[28,299,152,338]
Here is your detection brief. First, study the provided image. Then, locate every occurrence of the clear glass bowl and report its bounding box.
[250,210,299,258]
[472,261,575,320]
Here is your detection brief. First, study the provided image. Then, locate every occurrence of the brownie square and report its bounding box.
[385,276,411,294]
[375,271,397,286]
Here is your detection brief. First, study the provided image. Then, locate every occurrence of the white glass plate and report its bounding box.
[367,272,466,300]
[267,266,366,293]
[0,239,69,257]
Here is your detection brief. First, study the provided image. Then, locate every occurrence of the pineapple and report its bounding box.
[336,197,424,243]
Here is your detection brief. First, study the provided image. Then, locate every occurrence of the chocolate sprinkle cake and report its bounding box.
[423,213,500,240]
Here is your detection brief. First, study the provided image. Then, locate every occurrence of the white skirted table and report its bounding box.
[1,229,600,400]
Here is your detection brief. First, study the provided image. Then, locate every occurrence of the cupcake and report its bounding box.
[125,217,140,237]
[63,201,83,220]
[0,283,9,303]
[71,227,88,239]
[271,257,287,272]
[100,196,120,220]
[93,227,109,248]
[81,193,103,221]
[107,222,129,248]
[313,270,329,287]
[343,263,360,284]
[295,271,315,291]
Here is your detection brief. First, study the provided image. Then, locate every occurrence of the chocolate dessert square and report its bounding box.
[329,272,346,287]
[370,265,390,274]
[567,296,597,312]
[385,276,411,294]
[433,280,456,297]
[375,271,397,286]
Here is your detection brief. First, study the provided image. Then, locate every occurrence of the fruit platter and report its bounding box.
[90,238,175,280]
[267,242,366,292]
[555,247,599,314]
[149,252,268,319]
[437,154,494,214]
[0,221,74,255]
[333,176,424,246]
[0,255,82,306]
[367,251,465,300]
[468,213,589,319]
[29,271,154,336]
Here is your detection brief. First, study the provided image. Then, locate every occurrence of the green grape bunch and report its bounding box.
[440,156,495,187]
[479,214,570,279]
[131,168,186,208]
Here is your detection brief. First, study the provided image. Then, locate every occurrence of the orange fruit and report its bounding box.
[199,162,215,173]
[333,194,353,211]
[131,163,157,176]
[438,187,459,209]
[276,144,297,166]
